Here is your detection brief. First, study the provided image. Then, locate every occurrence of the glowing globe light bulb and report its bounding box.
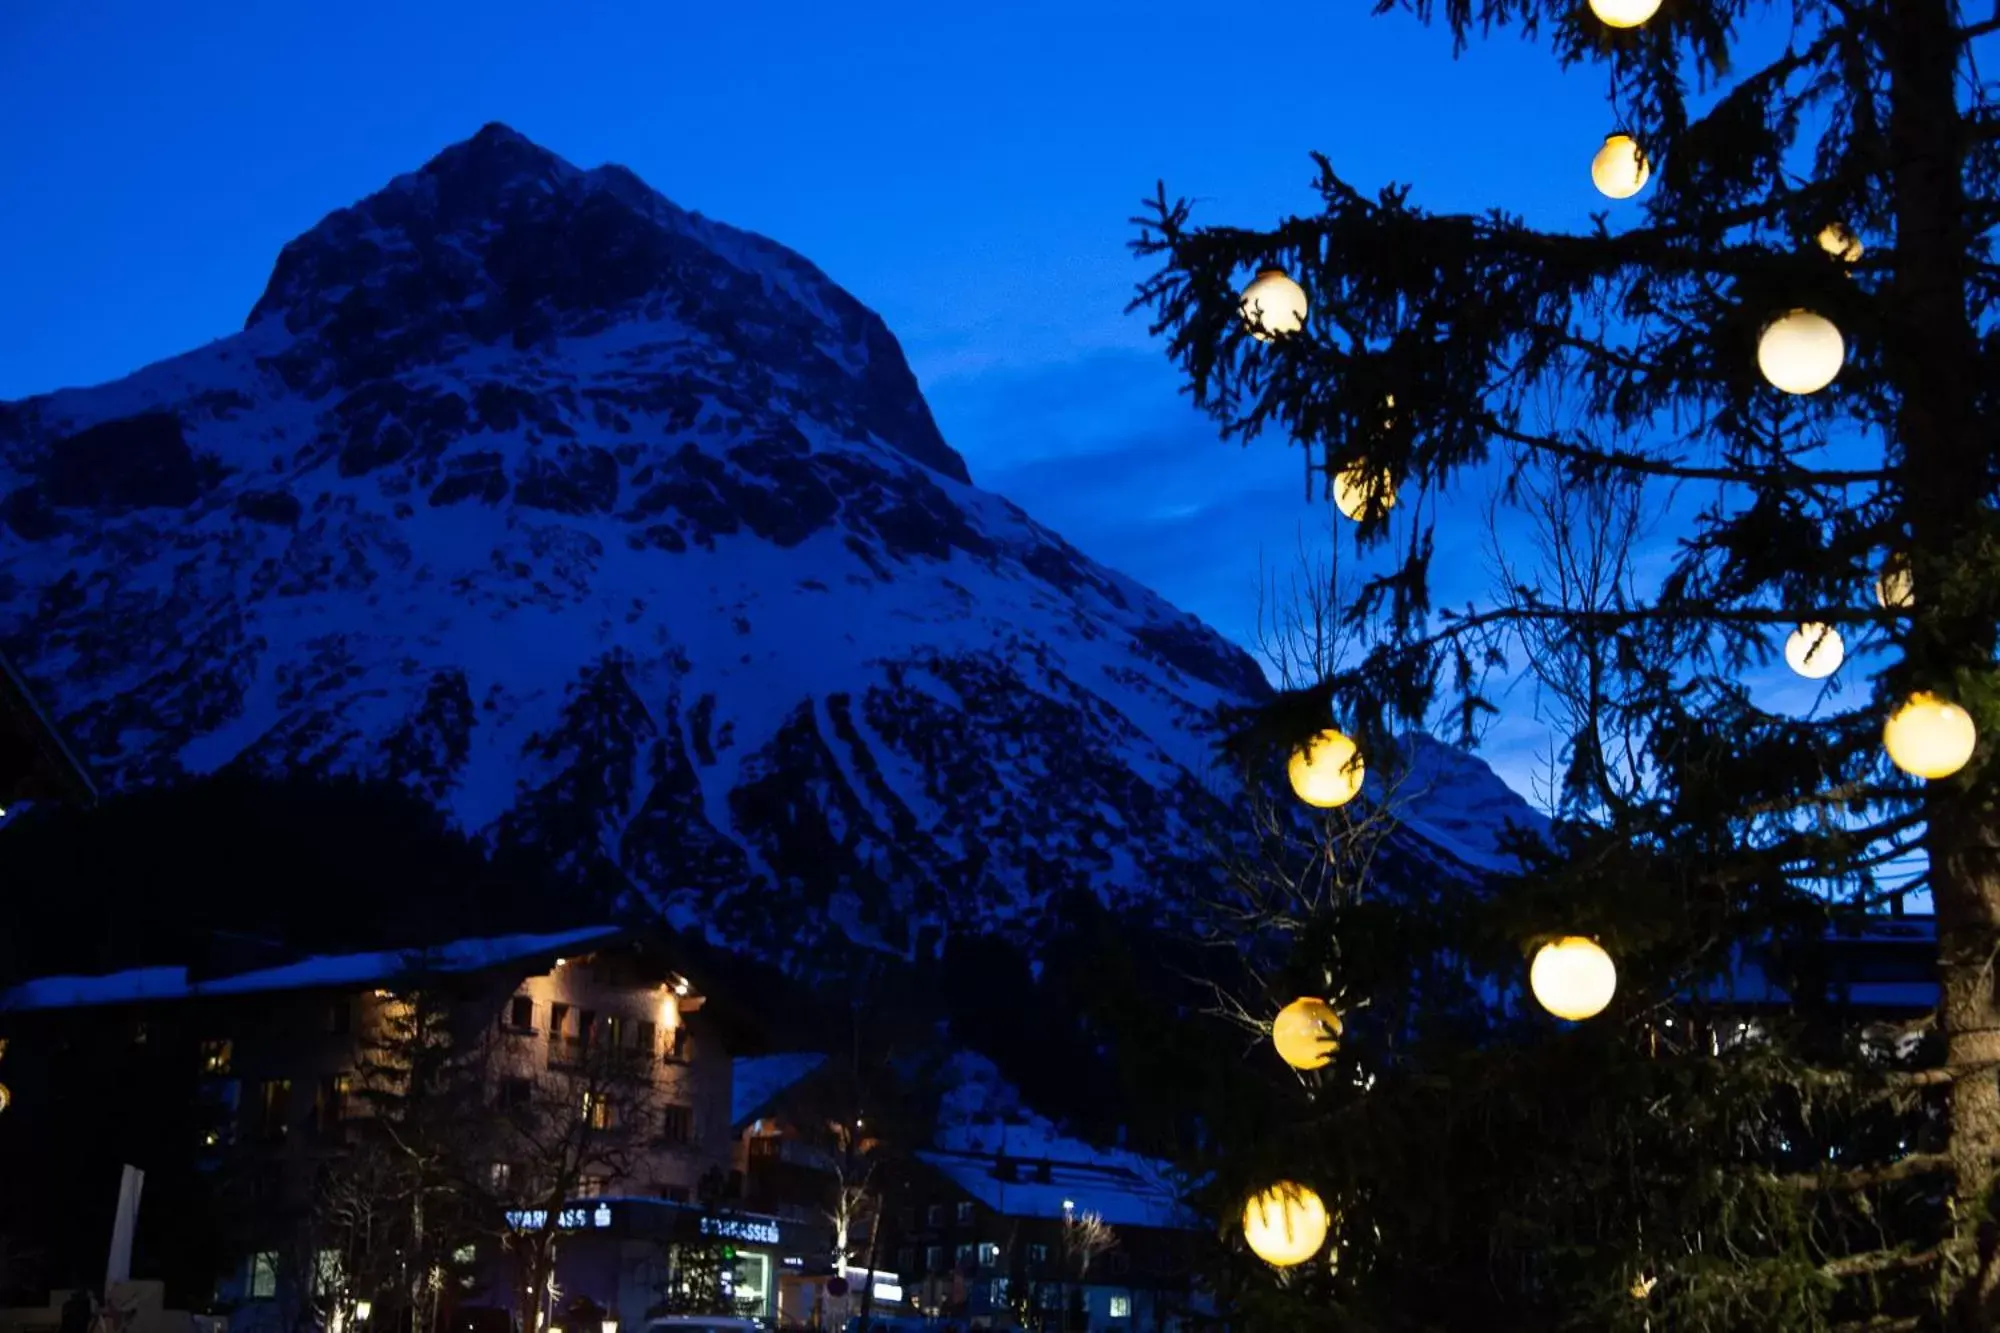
[1875,554,1914,609]
[1757,310,1844,394]
[1884,692,1977,780]
[1530,937,1617,1021]
[1240,268,1308,343]
[1817,222,1864,264]
[1783,623,1844,680]
[1332,464,1397,522]
[1589,0,1662,26]
[1272,997,1343,1071]
[1591,134,1651,199]
[1241,1182,1330,1268]
[1288,729,1364,809]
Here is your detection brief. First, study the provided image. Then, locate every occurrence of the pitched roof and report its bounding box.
[731,1052,829,1129]
[915,1143,1197,1232]
[0,925,621,1013]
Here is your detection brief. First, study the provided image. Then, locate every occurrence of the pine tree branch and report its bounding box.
[1484,417,1895,488]
[1820,1245,1943,1279]
[1775,1152,1952,1192]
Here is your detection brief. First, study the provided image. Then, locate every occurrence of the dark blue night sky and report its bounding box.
[2,0,1822,799]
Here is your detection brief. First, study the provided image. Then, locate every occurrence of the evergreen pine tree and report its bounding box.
[1134,1,2000,1326]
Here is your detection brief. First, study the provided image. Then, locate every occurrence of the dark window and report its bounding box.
[499,1078,532,1110]
[549,1003,570,1040]
[508,996,534,1030]
[956,1201,973,1224]
[325,1000,352,1035]
[664,1025,688,1062]
[899,1207,915,1230]
[656,1183,690,1203]
[200,1039,233,1074]
[635,1020,657,1054]
[925,1246,943,1273]
[661,1104,693,1145]
[260,1080,292,1139]
[604,1015,624,1049]
[1028,1243,1050,1266]
[578,1010,597,1047]
[576,1175,605,1198]
[1109,1250,1131,1275]
[926,1204,944,1226]
[897,1247,916,1272]
[955,1243,974,1267]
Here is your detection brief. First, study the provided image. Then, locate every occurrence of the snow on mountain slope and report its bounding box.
[0,124,1538,964]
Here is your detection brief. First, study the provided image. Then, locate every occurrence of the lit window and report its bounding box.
[250,1252,279,1299]
[200,1039,233,1075]
[955,1243,974,1267]
[977,1242,999,1267]
[576,1175,604,1199]
[1109,1295,1131,1318]
[582,1091,615,1130]
[490,1162,512,1190]
[453,1244,476,1266]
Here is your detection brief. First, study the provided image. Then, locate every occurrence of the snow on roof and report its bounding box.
[919,1050,1198,1230]
[1,925,622,1013]
[731,1052,828,1129]
[916,1145,1197,1232]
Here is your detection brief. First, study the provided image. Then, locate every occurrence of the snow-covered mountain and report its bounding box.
[0,124,1536,964]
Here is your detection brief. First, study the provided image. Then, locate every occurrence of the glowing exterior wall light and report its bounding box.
[1783,623,1844,680]
[1757,310,1845,394]
[1242,1182,1330,1268]
[1529,937,1618,1021]
[1288,729,1364,808]
[1591,134,1651,199]
[1239,268,1308,342]
[1272,997,1343,1071]
[1884,693,1977,780]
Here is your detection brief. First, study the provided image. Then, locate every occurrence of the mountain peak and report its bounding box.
[240,124,967,483]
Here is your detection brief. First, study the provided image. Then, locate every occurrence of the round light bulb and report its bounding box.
[1757,310,1844,394]
[1875,554,1914,610]
[1884,692,1977,780]
[1240,268,1308,343]
[0,1083,10,1114]
[1288,729,1364,809]
[1241,1182,1329,1268]
[1589,0,1662,26]
[1529,936,1617,1021]
[1817,222,1864,264]
[1272,997,1343,1071]
[1332,464,1396,522]
[1783,623,1844,680]
[1591,134,1651,200]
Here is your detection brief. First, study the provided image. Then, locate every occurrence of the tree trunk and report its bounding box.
[856,1205,883,1327]
[1886,1,2000,1324]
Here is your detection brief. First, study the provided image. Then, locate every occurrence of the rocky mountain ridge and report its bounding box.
[0,124,1537,967]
